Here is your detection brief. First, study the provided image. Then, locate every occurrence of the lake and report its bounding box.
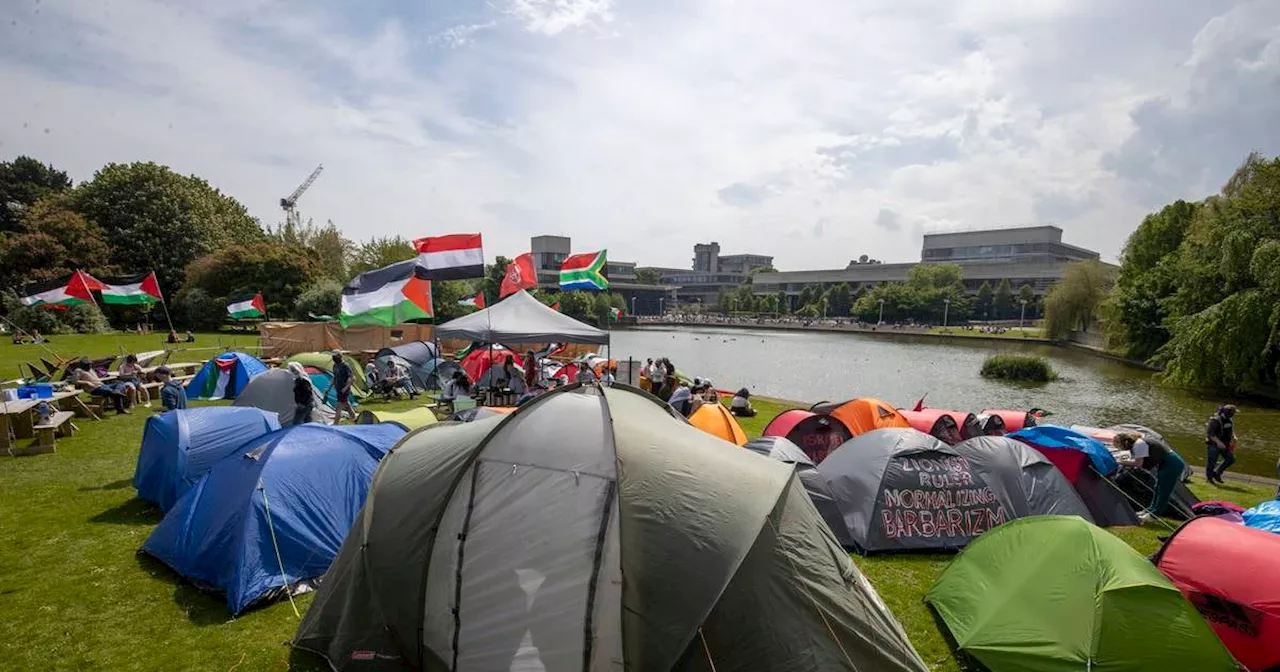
[610,326,1280,479]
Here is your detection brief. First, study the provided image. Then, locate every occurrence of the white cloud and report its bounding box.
[0,0,1276,271]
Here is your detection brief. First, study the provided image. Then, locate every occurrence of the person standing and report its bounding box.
[288,362,316,426]
[155,366,188,412]
[1205,404,1238,484]
[1115,431,1186,523]
[328,352,356,424]
[523,350,539,390]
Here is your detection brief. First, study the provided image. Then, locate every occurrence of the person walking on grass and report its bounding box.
[155,366,187,412]
[287,362,316,426]
[1114,431,1186,524]
[327,351,356,424]
[1205,404,1238,484]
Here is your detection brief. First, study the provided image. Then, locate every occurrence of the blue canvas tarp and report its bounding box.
[133,407,280,511]
[1008,425,1119,476]
[187,352,270,400]
[141,423,406,614]
[1244,500,1280,535]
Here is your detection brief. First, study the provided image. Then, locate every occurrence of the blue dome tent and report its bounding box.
[187,352,270,400]
[133,407,281,511]
[1008,425,1118,475]
[141,423,407,614]
[1244,500,1280,534]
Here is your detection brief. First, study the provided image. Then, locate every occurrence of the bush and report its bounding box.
[0,289,109,334]
[980,354,1057,382]
[174,288,226,331]
[294,280,342,319]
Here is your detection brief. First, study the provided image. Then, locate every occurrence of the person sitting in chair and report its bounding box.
[73,358,130,415]
[441,370,472,401]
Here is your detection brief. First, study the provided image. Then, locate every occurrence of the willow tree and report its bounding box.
[1043,260,1113,339]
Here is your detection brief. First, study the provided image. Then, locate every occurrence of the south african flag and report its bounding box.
[559,250,609,291]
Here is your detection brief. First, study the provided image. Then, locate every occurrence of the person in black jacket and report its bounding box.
[1205,404,1238,484]
[287,362,316,426]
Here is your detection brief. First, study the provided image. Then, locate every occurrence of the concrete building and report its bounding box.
[693,242,721,273]
[753,225,1112,304]
[638,244,774,308]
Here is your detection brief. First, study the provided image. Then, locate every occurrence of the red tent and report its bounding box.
[762,409,853,464]
[460,346,515,382]
[1154,516,1280,672]
[899,409,976,445]
[980,409,1038,432]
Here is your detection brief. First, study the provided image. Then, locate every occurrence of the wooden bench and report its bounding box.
[12,411,75,456]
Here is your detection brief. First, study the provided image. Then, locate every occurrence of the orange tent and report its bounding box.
[688,403,748,446]
[827,398,911,436]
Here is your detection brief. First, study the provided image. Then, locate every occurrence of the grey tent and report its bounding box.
[951,436,1093,522]
[744,435,856,548]
[435,289,609,344]
[818,429,1083,553]
[293,384,929,672]
[233,368,333,425]
[373,341,455,391]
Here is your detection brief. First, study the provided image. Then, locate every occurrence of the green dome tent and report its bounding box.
[925,516,1236,672]
[355,407,438,431]
[294,383,929,672]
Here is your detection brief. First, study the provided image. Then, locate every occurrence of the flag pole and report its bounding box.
[156,272,175,334]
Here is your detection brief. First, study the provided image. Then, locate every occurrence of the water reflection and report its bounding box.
[611,327,1280,478]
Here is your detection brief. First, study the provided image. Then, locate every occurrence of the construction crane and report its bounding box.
[280,164,323,229]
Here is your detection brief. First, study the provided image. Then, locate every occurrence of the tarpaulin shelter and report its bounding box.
[233,368,334,426]
[745,435,854,547]
[687,402,748,445]
[900,409,965,445]
[448,406,516,422]
[812,398,911,437]
[133,407,280,512]
[1154,515,1280,672]
[292,384,930,672]
[816,429,1055,553]
[763,409,854,463]
[980,409,1038,432]
[373,341,454,391]
[927,515,1237,672]
[355,407,438,431]
[141,423,406,615]
[187,352,269,400]
[1008,426,1137,527]
[435,290,610,345]
[1243,500,1280,534]
[951,436,1093,522]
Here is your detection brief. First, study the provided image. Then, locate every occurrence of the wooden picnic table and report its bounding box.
[0,388,96,452]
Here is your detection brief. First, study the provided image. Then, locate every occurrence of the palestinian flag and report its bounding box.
[227,293,266,320]
[608,306,624,321]
[458,292,486,309]
[411,233,484,280]
[560,250,609,291]
[19,271,101,309]
[340,259,433,327]
[99,272,163,305]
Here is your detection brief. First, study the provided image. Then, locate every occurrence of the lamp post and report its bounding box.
[630,296,637,316]
[659,297,665,316]
[877,299,885,324]
[1019,299,1028,329]
[943,298,951,329]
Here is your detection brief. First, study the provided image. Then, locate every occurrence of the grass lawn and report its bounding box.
[0,331,261,382]
[0,349,1273,671]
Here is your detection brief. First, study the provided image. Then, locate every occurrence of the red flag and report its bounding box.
[499,253,538,298]
[550,301,561,312]
[912,393,927,412]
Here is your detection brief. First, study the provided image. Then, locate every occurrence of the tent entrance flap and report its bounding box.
[447,460,620,671]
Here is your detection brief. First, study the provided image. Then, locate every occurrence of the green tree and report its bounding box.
[717,287,733,313]
[775,291,790,314]
[173,287,225,331]
[795,303,820,318]
[180,242,317,319]
[71,161,263,291]
[1043,260,1114,339]
[0,196,115,290]
[271,219,352,283]
[825,283,852,317]
[992,279,1014,319]
[1105,200,1198,358]
[975,282,993,318]
[798,284,819,309]
[635,268,661,285]
[482,256,512,306]
[554,291,596,322]
[351,236,415,274]
[0,156,72,233]
[295,280,343,319]
[430,280,473,321]
[1017,284,1036,319]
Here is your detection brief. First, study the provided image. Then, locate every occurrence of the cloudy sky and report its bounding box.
[2,0,1278,269]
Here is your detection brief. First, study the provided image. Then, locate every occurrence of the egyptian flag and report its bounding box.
[458,292,486,309]
[340,259,433,327]
[227,293,266,319]
[19,271,100,309]
[411,233,484,280]
[99,272,163,305]
[500,252,538,298]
